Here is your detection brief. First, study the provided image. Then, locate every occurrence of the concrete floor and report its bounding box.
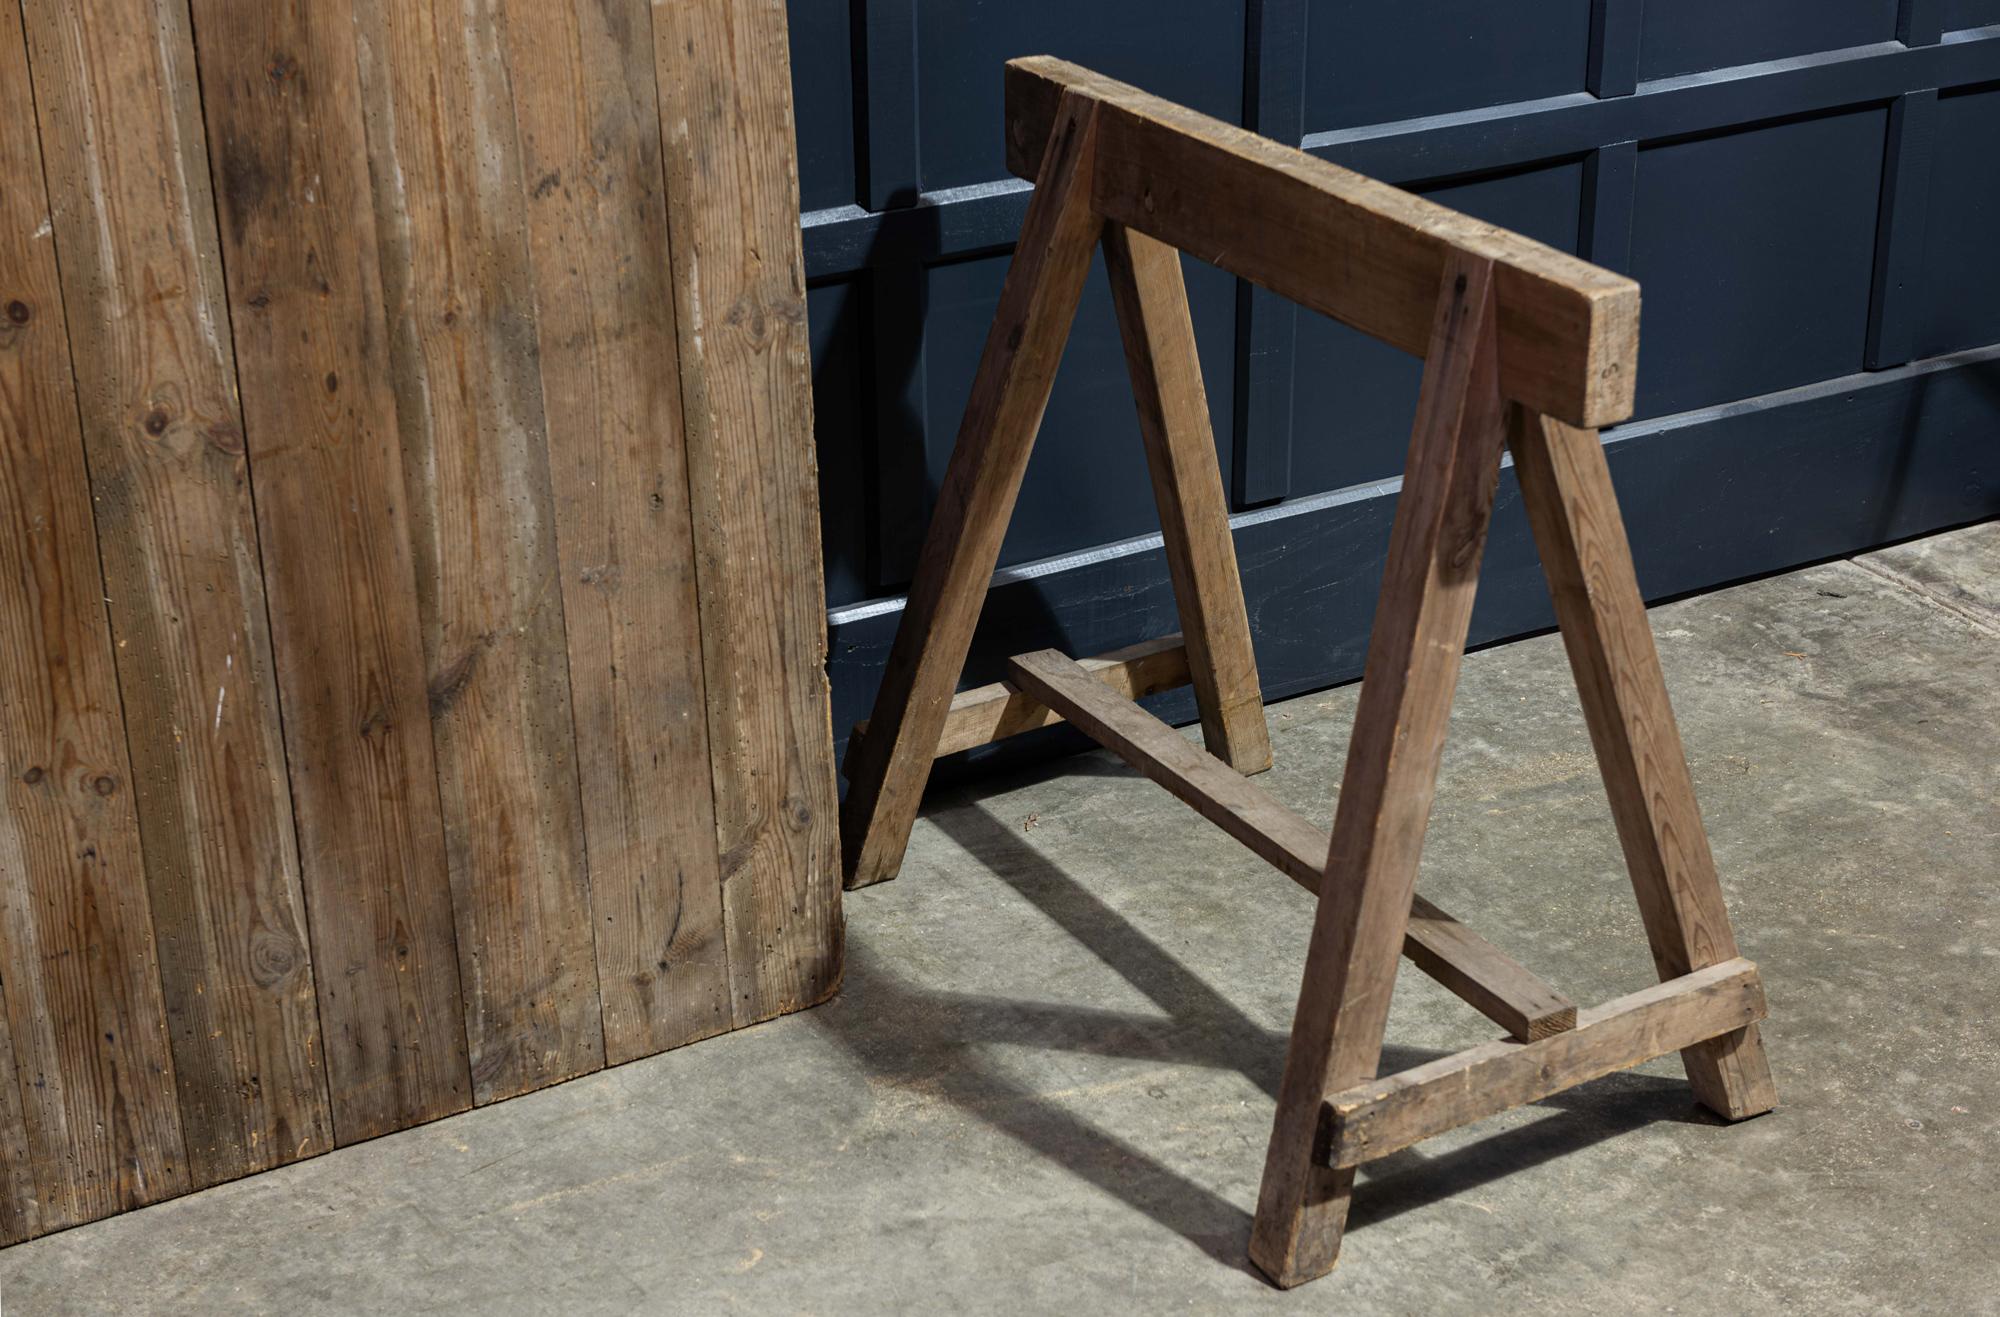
[4,522,1996,1314]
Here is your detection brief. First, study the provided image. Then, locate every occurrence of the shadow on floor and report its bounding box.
[818,800,1720,1272]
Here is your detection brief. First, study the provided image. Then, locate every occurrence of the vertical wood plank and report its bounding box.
[186,0,472,1141]
[0,966,39,1243]
[19,0,330,1186]
[1506,408,1779,1122]
[350,0,604,1104]
[501,0,733,1062]
[1102,223,1273,774]
[654,0,845,1019]
[1251,255,1508,1288]
[0,0,187,1228]
[837,90,1105,890]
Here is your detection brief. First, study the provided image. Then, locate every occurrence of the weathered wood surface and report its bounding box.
[1004,648,1573,1044]
[1005,57,1640,429]
[353,0,604,1105]
[847,634,1192,768]
[188,0,473,1141]
[1102,224,1273,775]
[0,1,186,1231]
[839,89,1106,891]
[1252,254,1510,1288]
[20,0,329,1186]
[1508,407,1778,1120]
[503,0,732,1064]
[655,0,845,1022]
[1324,959,1767,1169]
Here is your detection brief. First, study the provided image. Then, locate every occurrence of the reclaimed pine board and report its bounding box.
[19,0,330,1186]
[186,0,472,1142]
[0,965,37,1244]
[654,0,844,1021]
[0,0,187,1228]
[500,0,733,1062]
[351,0,604,1104]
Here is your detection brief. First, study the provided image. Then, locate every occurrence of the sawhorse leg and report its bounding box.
[842,112,1275,887]
[1250,252,1509,1287]
[839,91,1105,888]
[1507,409,1778,1120]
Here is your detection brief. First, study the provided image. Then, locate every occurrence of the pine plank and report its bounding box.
[1507,407,1779,1121]
[19,0,330,1185]
[1005,57,1640,429]
[186,0,471,1141]
[837,89,1106,891]
[0,2,187,1225]
[500,0,733,1062]
[1102,224,1274,774]
[1005,648,1574,1043]
[1325,959,1766,1168]
[1251,254,1510,1287]
[654,0,844,1021]
[351,0,604,1104]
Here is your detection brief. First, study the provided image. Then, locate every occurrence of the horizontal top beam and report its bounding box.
[1005,57,1640,429]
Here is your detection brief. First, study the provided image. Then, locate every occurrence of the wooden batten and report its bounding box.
[1005,648,1577,1045]
[847,634,1193,771]
[1323,959,1769,1169]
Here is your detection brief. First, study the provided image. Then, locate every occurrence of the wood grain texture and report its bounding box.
[0,2,186,1224]
[847,634,1192,768]
[654,0,843,1022]
[1005,648,1572,1043]
[19,0,329,1186]
[1507,407,1779,1122]
[1005,57,1641,429]
[1325,959,1767,1168]
[1251,254,1509,1288]
[187,0,471,1141]
[501,0,732,1063]
[1102,224,1273,775]
[0,962,38,1243]
[352,0,603,1104]
[838,89,1105,891]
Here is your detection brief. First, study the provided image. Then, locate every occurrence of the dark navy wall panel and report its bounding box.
[790,2,858,211]
[1290,162,1588,498]
[1628,111,1886,419]
[1304,0,1591,128]
[789,0,2000,777]
[873,253,1237,591]
[809,280,872,608]
[1944,0,2000,31]
[914,2,1245,193]
[1916,86,2000,357]
[1639,1,1898,81]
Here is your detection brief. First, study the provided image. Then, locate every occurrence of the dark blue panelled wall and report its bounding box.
[793,1,2000,774]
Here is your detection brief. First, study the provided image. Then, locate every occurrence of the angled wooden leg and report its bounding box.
[1506,408,1779,1120]
[1250,253,1510,1288]
[840,91,1105,889]
[1102,223,1273,773]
